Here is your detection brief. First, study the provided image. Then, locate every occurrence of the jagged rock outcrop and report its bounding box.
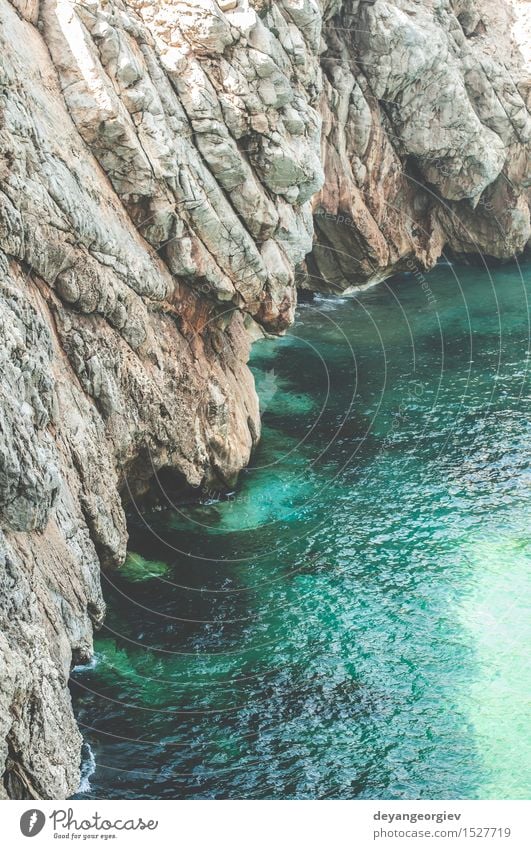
[310,0,531,290]
[0,0,529,798]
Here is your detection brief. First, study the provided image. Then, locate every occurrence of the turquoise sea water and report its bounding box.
[71,260,530,800]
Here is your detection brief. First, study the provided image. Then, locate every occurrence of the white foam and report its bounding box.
[73,654,99,673]
[78,743,96,794]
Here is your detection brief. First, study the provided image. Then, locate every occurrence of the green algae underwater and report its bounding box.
[71,260,531,800]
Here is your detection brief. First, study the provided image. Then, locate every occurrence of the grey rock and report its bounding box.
[0,0,528,798]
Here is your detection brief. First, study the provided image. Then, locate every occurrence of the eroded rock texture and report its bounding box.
[0,0,529,798]
[311,0,531,290]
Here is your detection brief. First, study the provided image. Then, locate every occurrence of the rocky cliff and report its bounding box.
[0,0,529,798]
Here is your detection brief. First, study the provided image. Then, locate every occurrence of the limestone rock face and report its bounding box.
[311,0,531,291]
[0,0,528,797]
